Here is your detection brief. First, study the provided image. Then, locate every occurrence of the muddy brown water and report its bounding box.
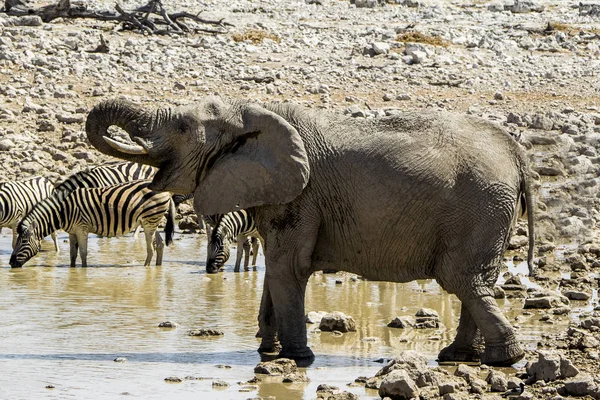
[0,231,587,399]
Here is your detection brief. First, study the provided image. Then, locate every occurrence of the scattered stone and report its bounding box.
[158,321,179,328]
[187,329,224,337]
[563,291,590,301]
[212,380,229,388]
[388,316,415,329]
[254,358,298,376]
[378,369,419,400]
[319,312,356,332]
[524,291,570,309]
[526,351,579,383]
[415,308,439,329]
[0,139,15,151]
[114,357,128,363]
[561,374,597,397]
[282,372,310,383]
[487,369,508,392]
[164,376,183,383]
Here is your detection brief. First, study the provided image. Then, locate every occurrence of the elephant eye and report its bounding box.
[177,121,189,134]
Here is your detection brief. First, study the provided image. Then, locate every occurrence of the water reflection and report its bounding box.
[0,232,581,399]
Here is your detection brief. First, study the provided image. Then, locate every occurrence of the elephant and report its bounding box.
[85,97,535,366]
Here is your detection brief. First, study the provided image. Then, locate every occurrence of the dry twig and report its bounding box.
[3,0,233,35]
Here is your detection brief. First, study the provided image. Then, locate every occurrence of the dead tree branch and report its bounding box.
[2,0,233,35]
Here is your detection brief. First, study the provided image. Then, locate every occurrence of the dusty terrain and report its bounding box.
[2,0,600,398]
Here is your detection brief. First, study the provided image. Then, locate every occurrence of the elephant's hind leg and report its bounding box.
[463,291,524,366]
[438,303,483,363]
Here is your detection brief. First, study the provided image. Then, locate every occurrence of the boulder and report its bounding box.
[319,312,356,332]
[306,311,328,324]
[254,358,298,376]
[526,351,579,383]
[487,369,508,392]
[562,374,597,397]
[378,369,419,400]
[388,316,415,329]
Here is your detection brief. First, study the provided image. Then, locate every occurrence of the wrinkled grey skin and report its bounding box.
[86,97,534,366]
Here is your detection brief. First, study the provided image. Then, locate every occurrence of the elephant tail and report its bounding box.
[519,167,535,276]
[165,198,176,246]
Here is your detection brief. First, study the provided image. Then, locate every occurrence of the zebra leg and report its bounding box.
[242,237,251,271]
[198,217,206,234]
[234,236,245,272]
[155,230,165,266]
[133,224,142,239]
[51,232,60,253]
[11,228,18,249]
[69,233,79,268]
[143,228,155,266]
[251,237,260,268]
[76,231,89,268]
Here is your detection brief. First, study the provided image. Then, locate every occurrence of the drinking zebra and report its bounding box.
[206,210,261,273]
[170,194,262,272]
[55,161,156,238]
[10,180,175,268]
[0,176,59,251]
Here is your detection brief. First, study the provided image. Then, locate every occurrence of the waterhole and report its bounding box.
[0,232,580,399]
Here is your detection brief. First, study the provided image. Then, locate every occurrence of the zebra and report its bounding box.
[0,176,59,251]
[54,161,156,238]
[9,180,175,268]
[206,210,261,273]
[53,161,155,198]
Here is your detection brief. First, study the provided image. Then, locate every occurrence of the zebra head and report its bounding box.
[206,234,230,274]
[10,220,41,268]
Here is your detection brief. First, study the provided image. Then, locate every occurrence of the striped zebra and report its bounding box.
[206,210,261,273]
[10,180,175,268]
[54,161,155,197]
[0,176,59,251]
[54,161,156,238]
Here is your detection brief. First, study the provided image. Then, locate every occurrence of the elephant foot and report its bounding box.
[278,346,315,361]
[438,342,482,363]
[258,340,282,354]
[480,341,524,366]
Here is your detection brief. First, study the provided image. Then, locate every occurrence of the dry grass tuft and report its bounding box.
[396,31,449,47]
[547,21,571,32]
[232,29,280,44]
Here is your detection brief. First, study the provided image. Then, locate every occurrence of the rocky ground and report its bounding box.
[2,0,600,398]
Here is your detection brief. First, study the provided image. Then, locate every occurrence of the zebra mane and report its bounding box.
[19,194,64,239]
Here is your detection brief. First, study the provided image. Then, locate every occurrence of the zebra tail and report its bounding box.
[165,198,176,246]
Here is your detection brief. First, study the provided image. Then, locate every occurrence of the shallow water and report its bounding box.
[0,232,584,400]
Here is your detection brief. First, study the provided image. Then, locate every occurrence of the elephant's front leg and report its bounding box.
[257,278,280,353]
[265,264,313,360]
[263,232,316,360]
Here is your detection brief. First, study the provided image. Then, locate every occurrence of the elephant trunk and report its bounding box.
[85,99,160,167]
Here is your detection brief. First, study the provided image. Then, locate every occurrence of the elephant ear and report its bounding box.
[194,104,310,215]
